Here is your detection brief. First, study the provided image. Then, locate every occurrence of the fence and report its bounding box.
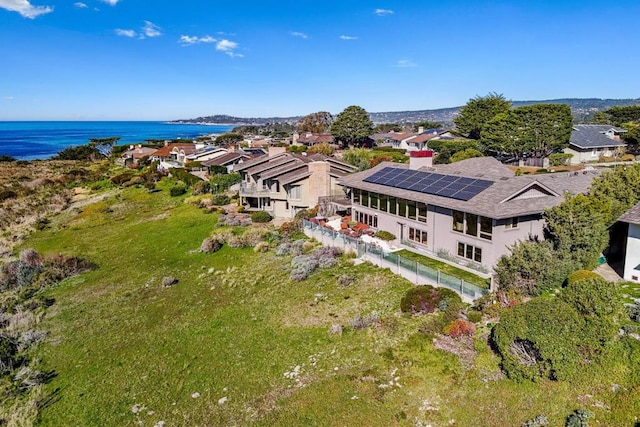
[302,219,488,301]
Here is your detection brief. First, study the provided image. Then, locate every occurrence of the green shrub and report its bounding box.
[169,184,187,197]
[0,189,18,202]
[374,230,396,241]
[251,211,272,223]
[491,297,584,382]
[549,153,573,166]
[170,168,202,186]
[109,173,134,185]
[212,194,230,206]
[565,409,593,427]
[400,285,441,314]
[236,205,245,213]
[192,180,210,195]
[566,270,600,285]
[467,310,482,323]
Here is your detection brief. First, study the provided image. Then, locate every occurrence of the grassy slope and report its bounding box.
[23,187,639,426]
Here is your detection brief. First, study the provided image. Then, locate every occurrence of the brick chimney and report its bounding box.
[409,150,433,170]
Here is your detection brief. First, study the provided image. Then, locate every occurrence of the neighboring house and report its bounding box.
[337,153,600,269]
[118,145,157,167]
[202,151,252,174]
[149,143,198,168]
[618,203,640,283]
[378,128,457,151]
[564,125,627,165]
[235,151,357,219]
[296,133,335,146]
[185,146,229,163]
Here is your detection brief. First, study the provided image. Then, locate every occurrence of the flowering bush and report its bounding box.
[444,319,476,338]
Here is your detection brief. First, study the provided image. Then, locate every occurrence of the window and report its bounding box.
[398,199,407,217]
[353,188,361,205]
[453,210,493,240]
[505,217,519,229]
[369,192,379,210]
[479,216,492,240]
[458,242,482,263]
[417,202,428,223]
[356,211,377,227]
[389,197,397,215]
[379,194,388,212]
[407,200,417,220]
[466,213,478,236]
[289,185,301,200]
[362,191,370,207]
[452,210,464,232]
[408,227,428,245]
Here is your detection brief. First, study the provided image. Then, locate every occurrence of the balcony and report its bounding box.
[239,182,271,195]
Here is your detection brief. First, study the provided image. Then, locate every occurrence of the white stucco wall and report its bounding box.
[624,223,640,282]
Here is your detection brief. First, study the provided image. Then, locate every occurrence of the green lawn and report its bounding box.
[620,280,640,304]
[396,249,491,288]
[11,186,638,426]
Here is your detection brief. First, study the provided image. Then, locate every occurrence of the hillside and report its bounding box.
[173,98,640,126]
[0,179,633,425]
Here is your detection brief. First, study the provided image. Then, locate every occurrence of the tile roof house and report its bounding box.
[563,125,627,165]
[337,154,601,269]
[234,151,357,219]
[377,128,457,151]
[618,203,640,282]
[295,133,335,146]
[150,143,198,168]
[118,145,157,167]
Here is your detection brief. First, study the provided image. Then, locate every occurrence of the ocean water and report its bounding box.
[0,122,235,160]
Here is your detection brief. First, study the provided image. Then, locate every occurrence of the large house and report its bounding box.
[618,203,640,283]
[376,128,459,151]
[337,152,600,269]
[235,150,357,218]
[564,124,627,164]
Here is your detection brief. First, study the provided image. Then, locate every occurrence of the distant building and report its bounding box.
[118,145,157,167]
[376,128,459,151]
[235,151,356,218]
[564,125,627,165]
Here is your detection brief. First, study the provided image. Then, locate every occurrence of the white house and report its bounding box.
[618,203,640,282]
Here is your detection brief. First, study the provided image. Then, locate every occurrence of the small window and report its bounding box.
[505,217,519,229]
[466,213,478,237]
[452,210,464,232]
[480,216,492,240]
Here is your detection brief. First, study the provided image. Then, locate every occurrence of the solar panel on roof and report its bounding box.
[362,167,494,200]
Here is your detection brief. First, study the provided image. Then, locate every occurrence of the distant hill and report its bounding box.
[172,98,640,127]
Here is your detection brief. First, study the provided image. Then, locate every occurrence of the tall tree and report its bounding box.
[481,104,572,159]
[589,163,640,225]
[413,121,442,131]
[297,111,333,134]
[543,193,609,270]
[453,93,511,139]
[330,105,374,147]
[89,137,120,158]
[593,105,640,126]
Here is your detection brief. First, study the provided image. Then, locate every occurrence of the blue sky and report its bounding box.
[0,0,638,120]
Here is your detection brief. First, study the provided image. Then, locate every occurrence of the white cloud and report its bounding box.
[0,0,53,19]
[3,96,14,101]
[179,35,216,45]
[396,59,417,68]
[74,2,87,8]
[141,20,161,38]
[99,0,118,5]
[115,28,136,38]
[216,39,243,57]
[340,35,357,40]
[374,8,394,16]
[290,31,308,39]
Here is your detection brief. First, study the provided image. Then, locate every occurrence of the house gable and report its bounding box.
[500,181,560,203]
